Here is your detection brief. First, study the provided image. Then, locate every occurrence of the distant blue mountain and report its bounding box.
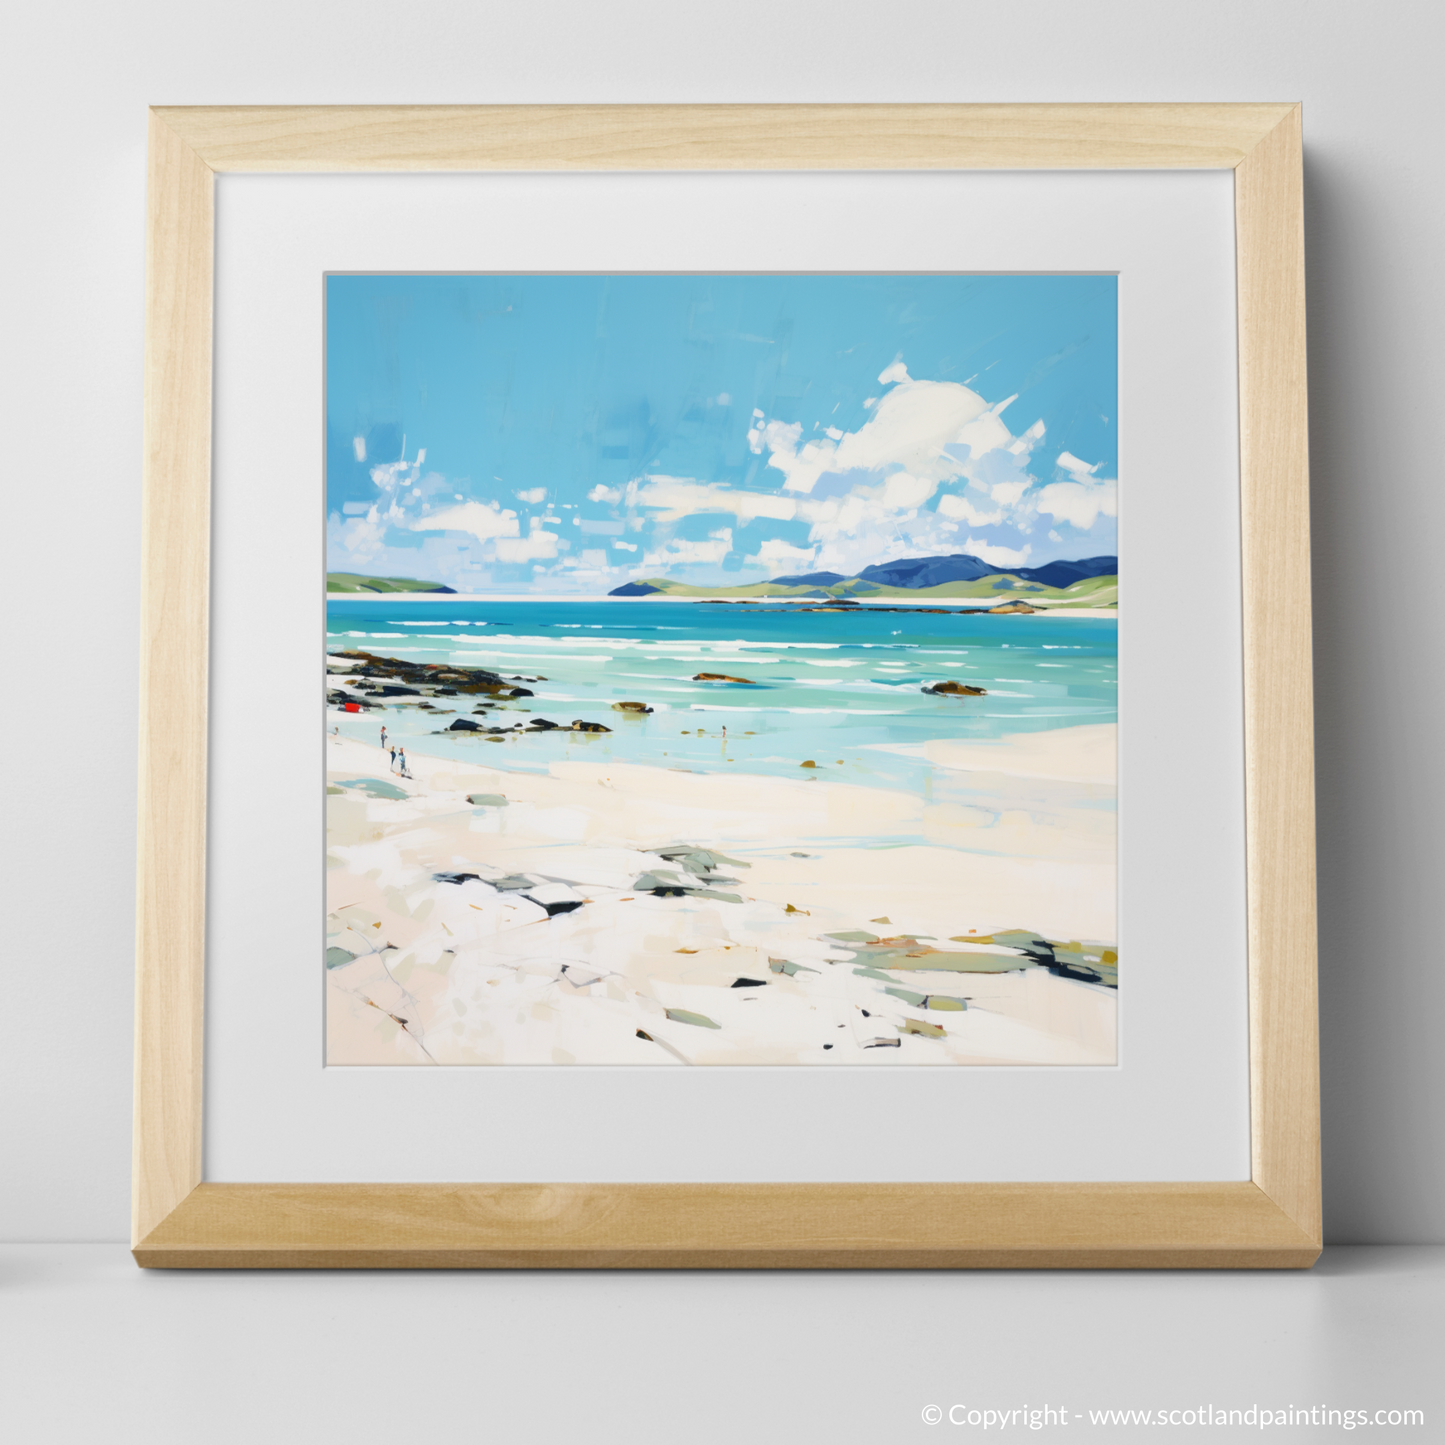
[858,554,997,588]
[857,553,1117,589]
[1014,556,1117,588]
[606,553,1117,597]
[768,571,848,586]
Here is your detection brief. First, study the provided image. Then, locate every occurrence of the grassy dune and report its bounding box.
[326,572,455,594]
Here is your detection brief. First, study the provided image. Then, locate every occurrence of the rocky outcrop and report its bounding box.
[329,650,533,698]
[693,672,756,685]
[987,600,1039,614]
[923,680,988,696]
[612,701,653,713]
[572,720,611,732]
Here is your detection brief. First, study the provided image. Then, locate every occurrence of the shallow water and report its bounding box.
[325,597,1117,796]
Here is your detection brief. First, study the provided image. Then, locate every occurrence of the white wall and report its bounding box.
[4,0,1440,1243]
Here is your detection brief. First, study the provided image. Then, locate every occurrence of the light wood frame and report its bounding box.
[135,103,1318,1268]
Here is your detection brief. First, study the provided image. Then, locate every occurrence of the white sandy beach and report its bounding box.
[325,726,1117,1067]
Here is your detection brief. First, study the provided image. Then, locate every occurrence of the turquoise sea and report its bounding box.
[325,598,1117,796]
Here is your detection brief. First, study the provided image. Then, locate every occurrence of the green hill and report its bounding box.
[326,572,456,594]
[615,572,1115,609]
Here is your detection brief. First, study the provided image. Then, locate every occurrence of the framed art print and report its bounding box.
[322,270,1120,1069]
[134,105,1320,1267]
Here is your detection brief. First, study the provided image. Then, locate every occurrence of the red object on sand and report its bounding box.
[344,702,360,713]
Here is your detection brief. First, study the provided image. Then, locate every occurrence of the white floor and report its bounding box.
[2,1246,1439,1442]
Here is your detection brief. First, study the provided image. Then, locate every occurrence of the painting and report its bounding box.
[323,273,1118,1066]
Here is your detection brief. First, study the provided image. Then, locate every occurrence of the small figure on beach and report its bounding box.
[397,747,411,778]
[380,725,388,748]
[389,744,398,772]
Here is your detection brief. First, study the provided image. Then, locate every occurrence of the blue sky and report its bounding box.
[326,273,1116,593]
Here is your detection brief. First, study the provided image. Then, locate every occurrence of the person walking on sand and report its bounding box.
[380,725,388,749]
[389,743,398,772]
[397,746,410,779]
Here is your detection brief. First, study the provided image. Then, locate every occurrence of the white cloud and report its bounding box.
[643,534,733,568]
[964,536,1033,569]
[751,378,1009,495]
[352,436,366,462]
[515,486,547,504]
[880,471,937,510]
[336,510,387,563]
[937,492,1005,526]
[1056,451,1100,479]
[877,357,911,385]
[612,540,638,552]
[990,480,1030,506]
[1032,453,1117,530]
[748,538,818,573]
[587,484,621,503]
[494,528,560,563]
[369,457,418,494]
[1035,479,1117,530]
[632,475,797,524]
[953,396,1016,461]
[409,501,520,543]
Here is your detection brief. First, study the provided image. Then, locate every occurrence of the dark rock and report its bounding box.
[522,883,585,916]
[433,871,481,885]
[612,701,653,713]
[448,718,483,731]
[924,680,988,696]
[327,650,524,698]
[731,978,767,988]
[572,719,611,732]
[526,718,560,730]
[693,672,757,685]
[986,600,1039,614]
[327,689,379,710]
